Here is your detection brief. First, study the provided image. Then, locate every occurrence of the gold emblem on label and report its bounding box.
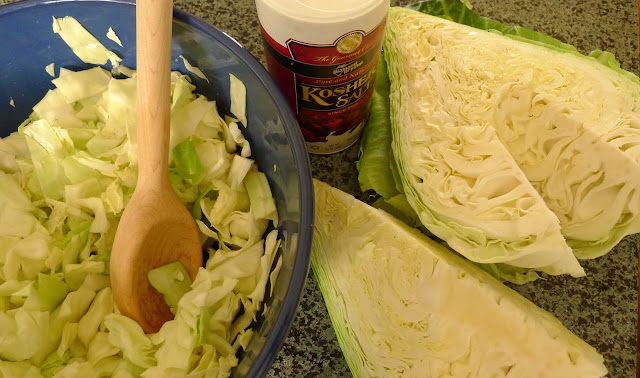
[336,33,363,54]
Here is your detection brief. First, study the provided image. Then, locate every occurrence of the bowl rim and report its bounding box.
[0,0,314,376]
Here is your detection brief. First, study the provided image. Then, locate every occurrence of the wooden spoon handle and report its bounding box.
[136,0,173,187]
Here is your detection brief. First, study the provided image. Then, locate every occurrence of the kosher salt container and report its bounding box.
[256,0,390,154]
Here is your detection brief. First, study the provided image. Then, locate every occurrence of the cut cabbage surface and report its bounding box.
[312,179,607,377]
[384,6,584,278]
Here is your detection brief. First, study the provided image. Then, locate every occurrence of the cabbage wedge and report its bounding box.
[405,0,640,260]
[311,179,607,377]
[367,1,640,270]
[383,6,585,278]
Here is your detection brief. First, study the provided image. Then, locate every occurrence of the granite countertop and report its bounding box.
[0,0,636,376]
[177,1,636,377]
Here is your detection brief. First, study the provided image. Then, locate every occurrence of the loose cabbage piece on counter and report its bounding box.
[311,179,607,378]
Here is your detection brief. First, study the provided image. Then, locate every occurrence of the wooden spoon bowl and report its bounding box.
[110,0,203,334]
[110,183,201,333]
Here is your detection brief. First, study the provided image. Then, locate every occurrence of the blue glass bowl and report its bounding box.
[0,0,313,375]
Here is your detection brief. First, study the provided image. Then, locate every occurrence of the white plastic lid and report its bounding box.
[256,0,389,45]
[259,0,384,22]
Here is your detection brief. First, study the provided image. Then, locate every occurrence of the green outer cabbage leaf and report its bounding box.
[311,179,607,377]
[356,57,399,200]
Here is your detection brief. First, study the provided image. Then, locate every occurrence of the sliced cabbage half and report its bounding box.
[383,6,584,278]
[312,179,607,377]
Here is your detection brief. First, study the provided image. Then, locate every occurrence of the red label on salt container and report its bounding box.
[261,18,386,154]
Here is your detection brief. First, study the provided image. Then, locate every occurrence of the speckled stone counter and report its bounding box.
[1,0,636,376]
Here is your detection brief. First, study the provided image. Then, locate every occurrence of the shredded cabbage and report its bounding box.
[106,27,123,48]
[229,74,247,127]
[0,16,282,377]
[45,64,56,77]
[52,16,122,68]
[178,55,209,83]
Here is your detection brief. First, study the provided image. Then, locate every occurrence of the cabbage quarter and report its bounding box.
[383,7,640,276]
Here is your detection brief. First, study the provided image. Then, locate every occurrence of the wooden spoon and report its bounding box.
[110,0,202,334]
